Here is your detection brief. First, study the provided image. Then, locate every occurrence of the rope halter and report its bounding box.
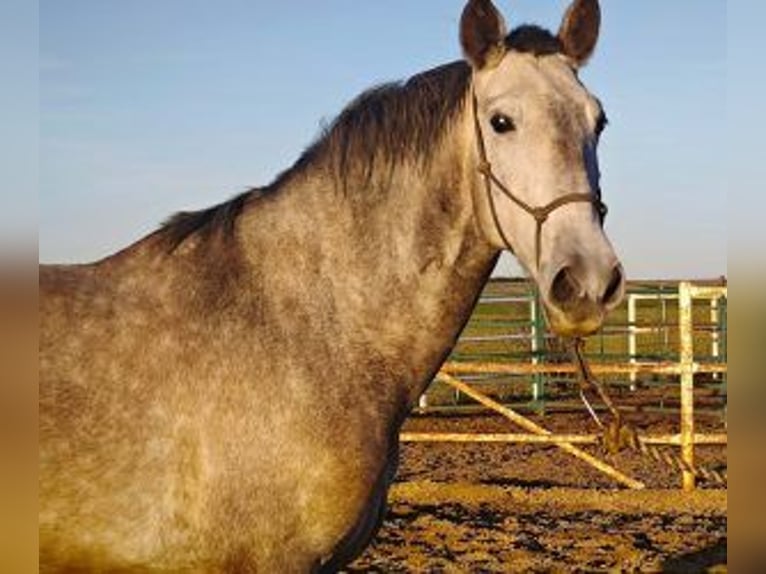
[471,89,608,269]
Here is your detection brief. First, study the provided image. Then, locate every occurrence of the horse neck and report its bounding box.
[237,110,498,405]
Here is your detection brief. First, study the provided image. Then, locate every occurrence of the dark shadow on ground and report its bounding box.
[661,538,726,573]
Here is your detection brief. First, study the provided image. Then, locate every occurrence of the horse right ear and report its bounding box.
[558,0,601,67]
[460,0,507,70]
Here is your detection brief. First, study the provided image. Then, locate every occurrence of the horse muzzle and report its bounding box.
[541,260,625,337]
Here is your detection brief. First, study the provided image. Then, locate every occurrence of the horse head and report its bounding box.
[461,0,625,336]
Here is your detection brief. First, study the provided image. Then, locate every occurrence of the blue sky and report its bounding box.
[39,0,727,279]
[0,0,37,255]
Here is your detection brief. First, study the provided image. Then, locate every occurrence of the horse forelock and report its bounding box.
[505,25,562,57]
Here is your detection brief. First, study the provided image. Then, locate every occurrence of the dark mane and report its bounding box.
[280,60,473,192]
[157,25,559,251]
[159,190,252,252]
[283,26,559,191]
[158,61,472,250]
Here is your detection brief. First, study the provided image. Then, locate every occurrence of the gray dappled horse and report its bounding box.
[40,0,624,571]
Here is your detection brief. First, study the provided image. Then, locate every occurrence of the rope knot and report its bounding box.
[477,161,492,176]
[531,208,549,224]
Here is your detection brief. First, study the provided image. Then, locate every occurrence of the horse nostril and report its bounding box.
[550,266,581,307]
[602,265,625,306]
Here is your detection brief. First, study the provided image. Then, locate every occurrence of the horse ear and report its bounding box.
[558,0,601,67]
[460,0,507,70]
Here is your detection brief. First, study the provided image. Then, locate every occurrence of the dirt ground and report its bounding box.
[344,412,727,572]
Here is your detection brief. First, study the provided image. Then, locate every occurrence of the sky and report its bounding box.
[1,0,37,256]
[38,0,728,279]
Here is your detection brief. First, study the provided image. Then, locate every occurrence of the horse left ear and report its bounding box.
[460,0,508,70]
[558,0,601,67]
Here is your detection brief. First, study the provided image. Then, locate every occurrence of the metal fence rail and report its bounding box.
[420,278,728,416]
[408,280,728,491]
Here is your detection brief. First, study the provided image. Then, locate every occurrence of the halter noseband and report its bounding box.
[471,90,608,269]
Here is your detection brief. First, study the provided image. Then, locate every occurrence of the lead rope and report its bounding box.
[567,338,727,486]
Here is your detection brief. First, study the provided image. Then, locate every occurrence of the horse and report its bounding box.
[39,0,624,570]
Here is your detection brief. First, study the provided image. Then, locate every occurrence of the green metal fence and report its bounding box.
[422,278,728,417]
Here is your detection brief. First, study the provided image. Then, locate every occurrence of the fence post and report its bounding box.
[530,291,545,412]
[678,281,696,491]
[720,296,727,427]
[710,298,720,381]
[628,293,637,391]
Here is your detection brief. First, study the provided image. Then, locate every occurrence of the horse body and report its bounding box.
[40,1,621,570]
[40,98,496,570]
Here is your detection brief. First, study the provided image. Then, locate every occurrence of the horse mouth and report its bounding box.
[546,311,604,338]
[542,300,607,338]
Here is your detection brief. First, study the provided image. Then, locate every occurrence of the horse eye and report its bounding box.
[490,114,515,134]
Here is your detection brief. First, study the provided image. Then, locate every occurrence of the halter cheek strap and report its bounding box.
[471,90,608,269]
